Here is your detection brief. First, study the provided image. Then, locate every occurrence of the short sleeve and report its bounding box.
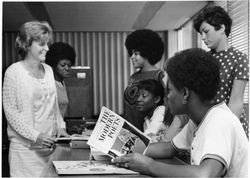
[162,71,168,88]
[234,52,249,81]
[154,70,165,88]
[192,115,233,167]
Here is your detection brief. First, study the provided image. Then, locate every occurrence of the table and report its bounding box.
[40,144,185,177]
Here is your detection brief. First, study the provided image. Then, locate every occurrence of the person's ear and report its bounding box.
[220,24,226,35]
[182,87,189,104]
[155,96,161,104]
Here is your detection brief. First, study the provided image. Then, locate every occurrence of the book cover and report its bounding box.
[53,160,138,175]
[87,106,150,159]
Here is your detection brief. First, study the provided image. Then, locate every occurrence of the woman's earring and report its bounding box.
[183,100,187,104]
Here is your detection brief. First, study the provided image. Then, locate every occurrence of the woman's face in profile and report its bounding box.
[199,21,223,50]
[130,50,146,69]
[55,59,72,79]
[27,40,49,62]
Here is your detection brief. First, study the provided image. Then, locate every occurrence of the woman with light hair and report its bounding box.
[3,20,70,177]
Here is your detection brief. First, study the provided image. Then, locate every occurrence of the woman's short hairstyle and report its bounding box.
[165,48,220,102]
[15,20,53,59]
[137,79,164,105]
[125,29,164,65]
[193,6,232,37]
[45,42,76,68]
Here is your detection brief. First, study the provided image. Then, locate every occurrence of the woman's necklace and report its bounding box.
[22,60,45,79]
[22,60,50,102]
[37,77,50,102]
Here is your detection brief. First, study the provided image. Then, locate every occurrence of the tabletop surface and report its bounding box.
[40,144,185,178]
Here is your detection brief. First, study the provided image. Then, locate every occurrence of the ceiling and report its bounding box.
[3,1,208,32]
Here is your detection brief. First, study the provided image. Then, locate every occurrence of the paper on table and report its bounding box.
[53,160,138,175]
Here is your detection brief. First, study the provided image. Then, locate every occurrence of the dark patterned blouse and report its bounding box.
[211,47,249,137]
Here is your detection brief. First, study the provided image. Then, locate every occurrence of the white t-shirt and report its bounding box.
[172,102,248,177]
[143,105,167,136]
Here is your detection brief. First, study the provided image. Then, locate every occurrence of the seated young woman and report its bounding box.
[136,79,188,143]
[135,79,166,138]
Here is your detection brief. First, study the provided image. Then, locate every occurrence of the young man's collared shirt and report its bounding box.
[172,102,248,177]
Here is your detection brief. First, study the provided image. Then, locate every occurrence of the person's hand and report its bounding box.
[111,153,154,175]
[57,128,70,138]
[36,133,55,148]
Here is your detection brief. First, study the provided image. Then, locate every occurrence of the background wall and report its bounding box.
[2,31,167,116]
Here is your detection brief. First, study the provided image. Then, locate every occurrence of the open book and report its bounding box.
[87,106,150,159]
[53,160,138,175]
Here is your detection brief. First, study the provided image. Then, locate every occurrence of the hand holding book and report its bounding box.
[87,106,150,159]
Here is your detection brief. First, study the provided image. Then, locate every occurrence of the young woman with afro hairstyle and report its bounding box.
[123,29,166,131]
[135,79,166,137]
[45,42,76,117]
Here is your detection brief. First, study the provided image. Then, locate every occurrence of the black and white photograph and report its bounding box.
[1,1,249,177]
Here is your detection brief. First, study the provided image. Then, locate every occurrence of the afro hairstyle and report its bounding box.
[125,29,164,65]
[46,42,76,68]
[165,48,220,102]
